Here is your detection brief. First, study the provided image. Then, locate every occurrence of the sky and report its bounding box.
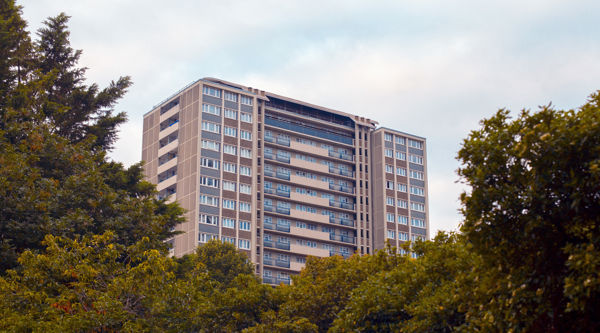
[21,0,600,234]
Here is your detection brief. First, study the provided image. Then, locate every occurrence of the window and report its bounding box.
[384,149,393,157]
[395,136,405,145]
[202,103,221,115]
[241,112,252,123]
[224,91,238,102]
[240,130,252,141]
[239,220,251,231]
[411,218,426,228]
[386,181,394,190]
[201,158,219,170]
[408,139,423,149]
[409,155,423,165]
[223,199,236,210]
[224,144,237,155]
[201,140,220,152]
[224,108,237,120]
[397,183,407,192]
[199,232,217,243]
[412,235,424,242]
[397,200,408,209]
[203,86,221,97]
[410,186,425,196]
[240,95,253,106]
[399,232,409,241]
[221,236,236,244]
[224,126,237,137]
[410,170,424,180]
[222,181,236,192]
[199,214,218,226]
[201,121,220,134]
[240,166,251,176]
[385,164,393,173]
[200,176,219,188]
[199,195,219,207]
[396,167,407,176]
[386,213,395,222]
[398,215,408,225]
[386,196,395,206]
[411,202,425,212]
[223,162,237,173]
[239,183,251,194]
[387,230,395,239]
[238,239,250,249]
[240,148,252,158]
[384,133,393,141]
[223,218,235,228]
[396,151,406,160]
[239,201,251,212]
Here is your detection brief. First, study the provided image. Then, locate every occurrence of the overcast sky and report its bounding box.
[21,0,600,234]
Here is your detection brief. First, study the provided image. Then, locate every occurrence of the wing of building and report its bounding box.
[142,77,429,285]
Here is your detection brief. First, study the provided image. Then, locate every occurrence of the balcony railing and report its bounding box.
[264,136,275,143]
[275,241,290,250]
[264,187,275,195]
[264,152,274,160]
[264,204,273,212]
[329,200,355,210]
[263,258,273,266]
[329,251,352,259]
[276,154,290,163]
[276,277,291,285]
[330,234,356,244]
[276,223,291,232]
[328,183,355,194]
[329,166,355,178]
[275,172,290,181]
[276,137,290,146]
[276,206,290,215]
[264,169,274,177]
[276,189,291,198]
[275,259,291,268]
[329,216,355,227]
[263,276,275,284]
[328,150,354,161]
[264,221,275,230]
[264,239,274,248]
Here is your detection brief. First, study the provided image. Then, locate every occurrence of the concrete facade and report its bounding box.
[142,78,429,284]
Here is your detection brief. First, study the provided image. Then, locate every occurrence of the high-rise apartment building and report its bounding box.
[142,78,428,285]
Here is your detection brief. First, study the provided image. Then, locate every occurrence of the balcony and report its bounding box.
[290,226,330,241]
[159,121,179,140]
[157,156,178,175]
[290,243,329,257]
[328,150,354,162]
[263,258,274,266]
[276,137,290,147]
[159,104,179,122]
[264,187,275,195]
[264,169,274,177]
[329,251,352,259]
[264,135,275,143]
[276,154,290,163]
[329,200,355,211]
[329,165,354,178]
[262,276,275,284]
[290,158,329,173]
[275,171,291,181]
[263,221,275,230]
[276,277,291,285]
[264,151,274,160]
[290,174,330,191]
[275,259,291,269]
[158,139,178,157]
[290,209,330,224]
[276,223,291,232]
[275,241,290,251]
[276,206,290,215]
[264,204,273,212]
[263,239,274,248]
[290,141,329,156]
[328,183,355,194]
[329,216,355,227]
[329,234,356,244]
[276,189,291,198]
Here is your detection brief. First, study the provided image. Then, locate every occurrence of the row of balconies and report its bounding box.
[263,151,355,179]
[263,220,356,244]
[263,169,355,195]
[262,276,291,285]
[263,186,355,211]
[264,134,354,162]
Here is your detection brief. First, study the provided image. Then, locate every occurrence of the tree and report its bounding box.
[0,1,184,271]
[457,93,600,332]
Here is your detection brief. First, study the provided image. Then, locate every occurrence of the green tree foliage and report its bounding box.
[0,235,279,332]
[0,1,183,271]
[457,93,600,332]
